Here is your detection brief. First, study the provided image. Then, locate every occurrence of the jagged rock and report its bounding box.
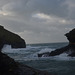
[0,25,26,48]
[38,28,75,57]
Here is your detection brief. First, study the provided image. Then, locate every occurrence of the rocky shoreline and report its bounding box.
[0,25,52,75]
[38,28,75,57]
[0,25,26,48]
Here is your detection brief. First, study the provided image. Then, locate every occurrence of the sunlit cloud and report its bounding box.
[0,11,8,16]
[32,13,73,25]
[32,13,51,20]
[0,10,13,16]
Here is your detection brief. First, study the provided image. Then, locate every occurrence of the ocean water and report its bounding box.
[2,42,75,75]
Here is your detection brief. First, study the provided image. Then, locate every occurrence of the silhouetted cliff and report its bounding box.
[0,25,26,48]
[65,28,75,43]
[38,28,75,57]
[0,26,52,75]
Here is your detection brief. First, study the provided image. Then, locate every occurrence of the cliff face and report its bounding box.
[0,52,52,75]
[65,28,75,43]
[0,25,52,75]
[0,25,26,48]
[38,28,75,57]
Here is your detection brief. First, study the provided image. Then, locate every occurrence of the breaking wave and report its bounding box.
[2,44,75,61]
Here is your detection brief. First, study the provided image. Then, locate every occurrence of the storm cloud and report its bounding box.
[0,0,75,43]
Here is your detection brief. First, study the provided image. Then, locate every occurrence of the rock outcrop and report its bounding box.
[65,28,75,43]
[38,28,75,57]
[0,25,26,48]
[0,52,52,75]
[0,25,52,75]
[0,40,52,75]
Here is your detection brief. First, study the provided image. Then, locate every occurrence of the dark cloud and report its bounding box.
[0,0,68,17]
[1,0,75,19]
[28,0,69,18]
[0,0,75,43]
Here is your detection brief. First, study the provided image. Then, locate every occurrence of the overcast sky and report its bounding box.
[0,0,75,44]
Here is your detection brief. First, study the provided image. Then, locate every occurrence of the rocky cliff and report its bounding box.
[65,28,75,43]
[0,25,26,48]
[0,25,52,75]
[38,28,75,57]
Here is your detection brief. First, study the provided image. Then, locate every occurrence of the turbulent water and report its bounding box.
[2,42,75,75]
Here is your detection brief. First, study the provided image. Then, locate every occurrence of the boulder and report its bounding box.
[38,28,75,57]
[0,25,26,48]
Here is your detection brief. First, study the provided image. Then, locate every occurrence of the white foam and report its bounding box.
[38,48,55,54]
[54,53,69,60]
[37,48,75,61]
[2,45,26,53]
[40,53,75,61]
[2,45,75,61]
[27,45,41,49]
[54,53,75,61]
[2,45,12,52]
[2,45,40,55]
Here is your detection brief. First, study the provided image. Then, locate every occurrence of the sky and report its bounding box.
[0,0,75,44]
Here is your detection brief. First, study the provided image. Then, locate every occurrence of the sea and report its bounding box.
[2,42,75,75]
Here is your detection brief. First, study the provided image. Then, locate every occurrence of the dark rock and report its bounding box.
[0,26,53,75]
[38,28,75,57]
[0,52,53,75]
[38,45,69,57]
[0,38,4,51]
[0,25,26,48]
[65,28,75,43]
[0,52,19,75]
